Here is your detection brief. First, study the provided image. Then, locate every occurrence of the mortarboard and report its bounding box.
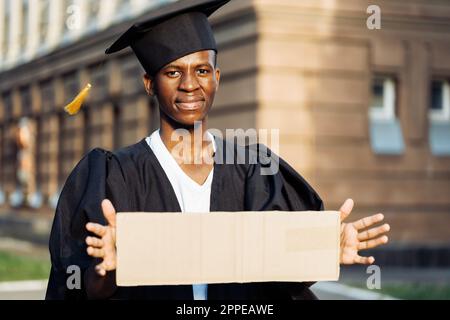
[105,0,230,76]
[64,0,229,116]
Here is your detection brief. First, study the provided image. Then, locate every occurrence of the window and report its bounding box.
[115,0,132,20]
[429,80,450,122]
[0,188,5,206]
[86,0,101,30]
[40,79,54,112]
[429,80,450,156]
[117,0,131,11]
[369,77,396,121]
[38,0,50,45]
[20,0,29,52]
[2,1,11,59]
[88,63,107,101]
[369,76,405,155]
[2,92,12,121]
[20,86,32,116]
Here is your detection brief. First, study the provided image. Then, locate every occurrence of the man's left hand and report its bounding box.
[338,198,390,265]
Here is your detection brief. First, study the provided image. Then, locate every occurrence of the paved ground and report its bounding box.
[0,280,47,300]
[312,282,396,300]
[0,279,393,300]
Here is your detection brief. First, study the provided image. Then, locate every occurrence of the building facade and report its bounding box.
[1,0,450,266]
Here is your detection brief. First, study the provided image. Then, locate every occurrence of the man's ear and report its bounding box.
[214,68,221,92]
[143,74,155,96]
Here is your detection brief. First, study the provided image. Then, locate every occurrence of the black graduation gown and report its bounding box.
[45,136,324,300]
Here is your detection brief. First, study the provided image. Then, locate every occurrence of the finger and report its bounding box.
[358,235,389,250]
[103,258,116,271]
[339,198,354,222]
[352,213,384,231]
[95,263,107,277]
[95,260,116,275]
[357,224,390,241]
[86,246,105,258]
[354,255,375,265]
[102,199,117,227]
[86,223,107,237]
[85,236,104,248]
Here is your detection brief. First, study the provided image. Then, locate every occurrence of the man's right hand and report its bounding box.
[85,199,117,276]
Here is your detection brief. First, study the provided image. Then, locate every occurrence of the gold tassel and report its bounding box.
[64,83,92,115]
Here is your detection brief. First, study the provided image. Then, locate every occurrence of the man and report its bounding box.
[46,0,390,300]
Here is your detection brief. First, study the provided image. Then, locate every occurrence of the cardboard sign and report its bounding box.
[116,211,340,286]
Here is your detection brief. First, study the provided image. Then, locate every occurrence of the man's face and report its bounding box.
[143,50,220,126]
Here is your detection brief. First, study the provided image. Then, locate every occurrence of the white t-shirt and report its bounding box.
[146,130,216,300]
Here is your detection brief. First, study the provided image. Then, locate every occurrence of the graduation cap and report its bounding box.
[105,0,230,76]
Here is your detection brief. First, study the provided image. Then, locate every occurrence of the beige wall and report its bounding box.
[251,0,450,244]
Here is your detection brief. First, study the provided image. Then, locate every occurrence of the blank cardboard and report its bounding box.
[116,211,340,286]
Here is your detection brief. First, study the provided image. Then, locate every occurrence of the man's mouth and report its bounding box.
[175,99,205,111]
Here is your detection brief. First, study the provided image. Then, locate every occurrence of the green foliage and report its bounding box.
[380,283,450,300]
[0,251,50,282]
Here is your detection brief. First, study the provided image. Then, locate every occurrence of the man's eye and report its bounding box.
[197,69,209,75]
[166,71,181,77]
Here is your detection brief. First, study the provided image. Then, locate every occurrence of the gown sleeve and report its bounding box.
[244,144,324,300]
[45,148,125,300]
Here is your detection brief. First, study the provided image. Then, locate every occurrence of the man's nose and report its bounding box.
[179,72,200,92]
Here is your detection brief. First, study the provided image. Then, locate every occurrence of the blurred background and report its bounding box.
[0,0,449,300]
